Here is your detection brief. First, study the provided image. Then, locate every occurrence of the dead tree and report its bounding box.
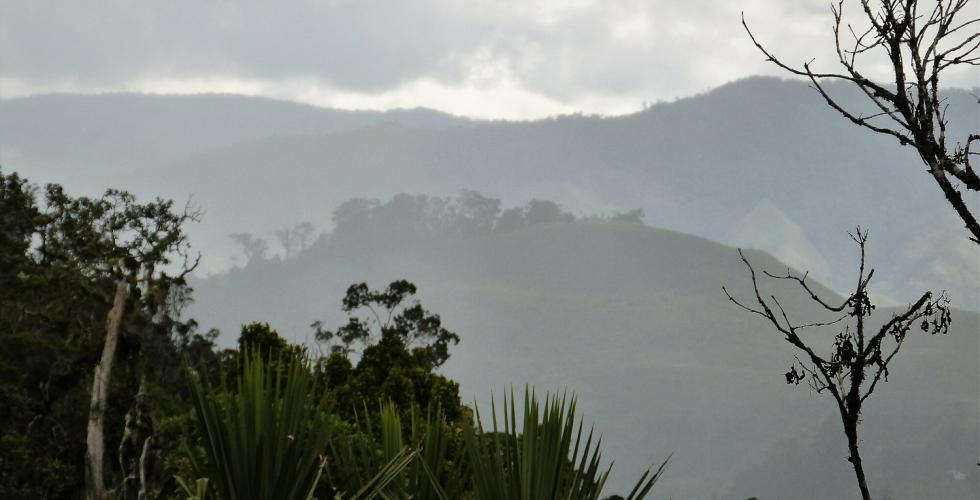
[743,0,980,242]
[71,191,200,500]
[723,228,951,500]
[85,279,130,500]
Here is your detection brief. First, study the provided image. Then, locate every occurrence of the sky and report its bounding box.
[2,0,978,119]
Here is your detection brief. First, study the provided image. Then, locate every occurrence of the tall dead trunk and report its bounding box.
[843,417,872,500]
[137,436,153,500]
[85,279,129,500]
[120,381,155,500]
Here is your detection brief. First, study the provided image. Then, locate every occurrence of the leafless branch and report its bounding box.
[724,229,951,500]
[744,0,980,243]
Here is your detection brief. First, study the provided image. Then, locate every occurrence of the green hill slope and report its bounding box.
[3,78,976,303]
[190,198,979,499]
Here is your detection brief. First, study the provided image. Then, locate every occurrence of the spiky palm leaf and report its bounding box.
[326,402,454,500]
[184,352,414,500]
[462,388,667,500]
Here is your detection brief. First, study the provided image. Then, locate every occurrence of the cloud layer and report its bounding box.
[3,0,977,119]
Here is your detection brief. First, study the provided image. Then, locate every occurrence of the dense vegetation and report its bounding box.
[193,189,979,499]
[0,169,665,499]
[3,156,978,499]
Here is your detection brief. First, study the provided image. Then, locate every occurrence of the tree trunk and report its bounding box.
[843,419,873,500]
[85,279,129,500]
[120,380,155,500]
[137,435,153,500]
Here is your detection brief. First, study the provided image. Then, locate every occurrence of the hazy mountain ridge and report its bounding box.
[3,80,977,496]
[0,92,469,177]
[189,194,978,499]
[5,77,971,304]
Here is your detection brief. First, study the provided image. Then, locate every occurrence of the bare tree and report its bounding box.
[744,1,980,242]
[723,229,951,500]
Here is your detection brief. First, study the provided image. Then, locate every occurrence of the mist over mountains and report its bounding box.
[189,192,978,498]
[3,76,976,307]
[2,76,977,498]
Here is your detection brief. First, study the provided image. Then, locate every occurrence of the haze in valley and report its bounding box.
[2,1,978,498]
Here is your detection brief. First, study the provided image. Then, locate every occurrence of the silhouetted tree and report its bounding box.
[236,322,309,366]
[610,208,645,223]
[274,221,315,258]
[744,0,980,242]
[526,199,574,226]
[724,228,951,500]
[450,189,501,235]
[494,207,528,233]
[229,232,269,264]
[312,280,464,421]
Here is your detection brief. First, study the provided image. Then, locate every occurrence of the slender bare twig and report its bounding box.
[723,229,951,500]
[744,1,980,243]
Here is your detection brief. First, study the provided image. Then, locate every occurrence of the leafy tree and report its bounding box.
[313,280,464,422]
[449,190,501,236]
[610,208,645,223]
[237,322,304,362]
[525,199,574,227]
[42,184,202,500]
[494,207,528,233]
[327,192,589,244]
[0,169,212,499]
[229,232,269,264]
[274,221,316,258]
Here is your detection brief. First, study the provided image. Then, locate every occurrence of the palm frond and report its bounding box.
[463,388,666,500]
[184,352,412,500]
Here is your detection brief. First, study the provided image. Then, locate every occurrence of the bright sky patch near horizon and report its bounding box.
[2,0,978,120]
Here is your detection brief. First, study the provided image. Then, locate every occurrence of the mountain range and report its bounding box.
[2,77,976,306]
[188,197,979,499]
[2,77,977,497]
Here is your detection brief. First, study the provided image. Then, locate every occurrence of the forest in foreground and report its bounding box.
[2,168,678,499]
[4,2,980,496]
[2,169,977,499]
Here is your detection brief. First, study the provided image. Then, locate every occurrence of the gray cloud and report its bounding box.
[3,0,973,117]
[3,0,485,89]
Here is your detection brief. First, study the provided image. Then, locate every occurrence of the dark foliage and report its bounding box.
[0,169,219,499]
[313,280,465,423]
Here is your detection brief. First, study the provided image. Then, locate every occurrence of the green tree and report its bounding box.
[237,321,307,363]
[313,280,464,423]
[0,169,212,499]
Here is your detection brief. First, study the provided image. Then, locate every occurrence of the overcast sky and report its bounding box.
[2,0,978,119]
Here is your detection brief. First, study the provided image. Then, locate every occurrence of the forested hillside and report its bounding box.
[3,77,977,306]
[3,77,977,500]
[5,1,979,498]
[190,192,979,499]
